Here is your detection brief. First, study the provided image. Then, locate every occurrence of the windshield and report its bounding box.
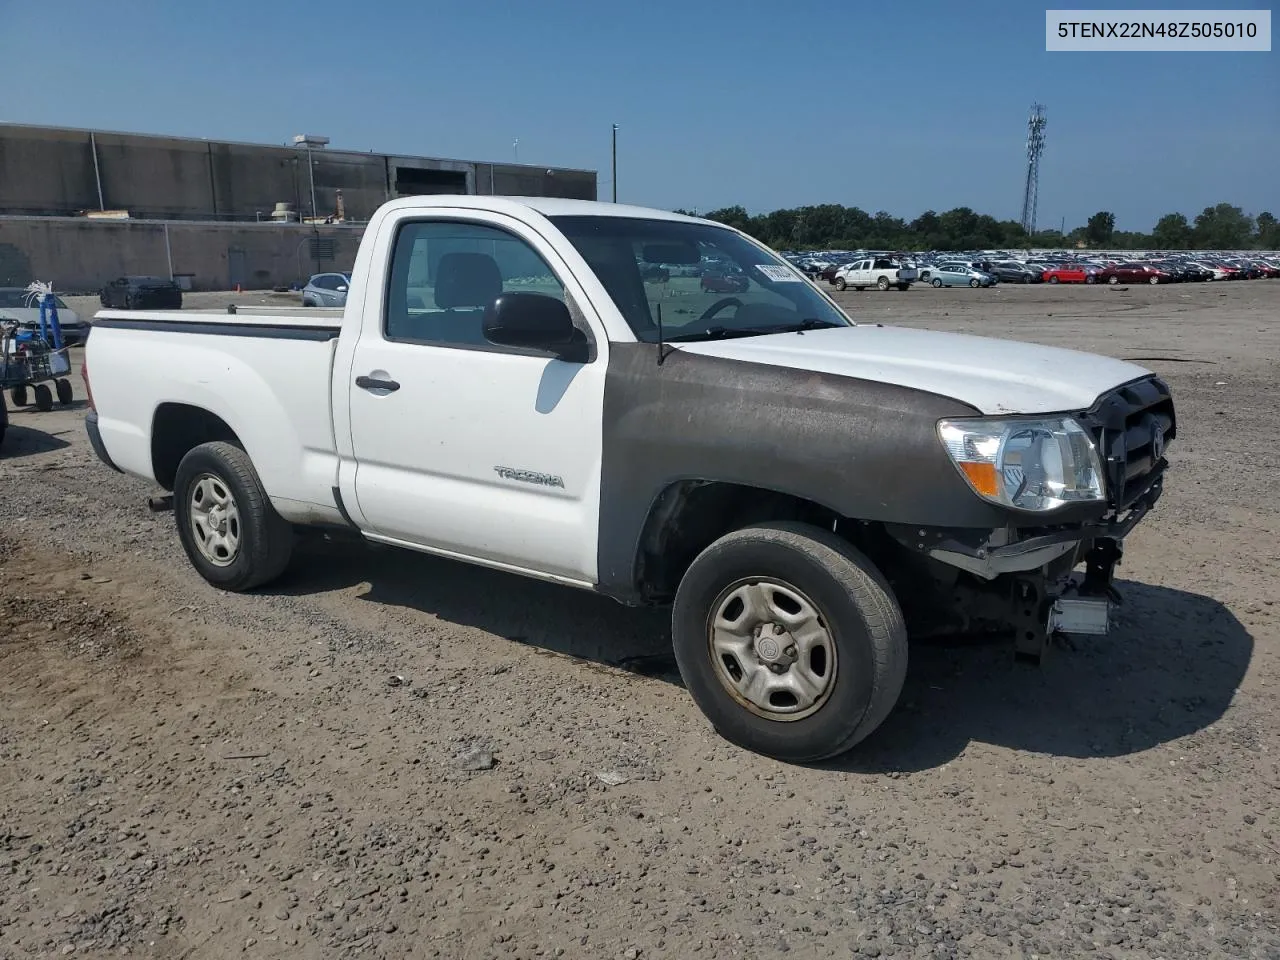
[548,215,851,343]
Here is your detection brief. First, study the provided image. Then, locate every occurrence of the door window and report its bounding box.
[385,221,565,349]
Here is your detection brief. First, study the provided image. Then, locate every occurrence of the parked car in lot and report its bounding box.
[80,195,1177,763]
[99,276,183,309]
[1188,259,1233,280]
[833,257,918,291]
[988,262,1042,284]
[0,288,88,345]
[1041,263,1095,284]
[928,264,996,288]
[1099,263,1171,285]
[301,272,353,307]
[700,269,749,293]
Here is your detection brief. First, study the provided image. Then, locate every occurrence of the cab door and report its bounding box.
[339,211,608,584]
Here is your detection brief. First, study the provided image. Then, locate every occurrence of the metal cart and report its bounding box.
[1,317,74,412]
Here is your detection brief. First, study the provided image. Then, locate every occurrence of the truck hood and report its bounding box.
[675,324,1152,416]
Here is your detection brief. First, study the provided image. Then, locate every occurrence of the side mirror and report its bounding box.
[483,292,589,362]
[336,285,348,293]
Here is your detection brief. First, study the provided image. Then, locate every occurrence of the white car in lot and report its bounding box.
[0,288,86,345]
[833,257,918,292]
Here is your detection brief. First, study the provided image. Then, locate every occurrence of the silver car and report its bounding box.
[301,272,351,307]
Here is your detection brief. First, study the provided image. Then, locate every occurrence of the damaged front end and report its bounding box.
[873,376,1175,663]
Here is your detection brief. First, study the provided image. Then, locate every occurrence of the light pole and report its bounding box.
[513,138,519,162]
[611,123,618,202]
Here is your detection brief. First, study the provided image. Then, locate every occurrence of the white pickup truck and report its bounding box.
[832,257,919,292]
[83,196,1175,762]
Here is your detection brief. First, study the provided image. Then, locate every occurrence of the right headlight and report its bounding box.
[937,417,1105,512]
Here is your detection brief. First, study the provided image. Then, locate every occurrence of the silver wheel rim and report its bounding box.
[707,578,838,722]
[188,473,242,567]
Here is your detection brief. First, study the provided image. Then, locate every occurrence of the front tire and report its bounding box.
[834,278,847,291]
[969,278,980,288]
[33,384,53,412]
[877,277,890,291]
[10,386,28,407]
[55,379,73,405]
[174,441,294,592]
[671,521,908,763]
[1108,275,1119,284]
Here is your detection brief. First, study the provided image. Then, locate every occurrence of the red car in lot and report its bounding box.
[1099,262,1172,285]
[700,270,749,293]
[1041,263,1093,284]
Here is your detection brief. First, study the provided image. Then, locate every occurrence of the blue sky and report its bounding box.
[4,0,1275,231]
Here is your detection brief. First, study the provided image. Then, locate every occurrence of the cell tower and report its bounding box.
[1019,104,1047,235]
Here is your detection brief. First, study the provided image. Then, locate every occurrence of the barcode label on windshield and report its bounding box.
[756,264,801,282]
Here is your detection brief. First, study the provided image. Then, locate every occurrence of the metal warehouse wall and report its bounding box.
[0,124,597,221]
[0,217,365,292]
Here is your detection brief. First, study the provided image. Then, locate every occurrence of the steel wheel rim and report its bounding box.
[188,473,242,567]
[706,577,838,722]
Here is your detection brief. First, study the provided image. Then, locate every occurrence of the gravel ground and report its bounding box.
[1,280,1278,959]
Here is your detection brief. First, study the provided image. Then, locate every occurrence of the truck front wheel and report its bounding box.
[672,521,907,763]
[174,441,294,592]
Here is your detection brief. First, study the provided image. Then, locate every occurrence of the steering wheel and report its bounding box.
[698,297,743,324]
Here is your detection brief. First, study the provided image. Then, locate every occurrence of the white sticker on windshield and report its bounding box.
[754,264,801,282]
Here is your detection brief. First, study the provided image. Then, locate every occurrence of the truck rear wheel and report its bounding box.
[174,441,293,592]
[671,521,907,763]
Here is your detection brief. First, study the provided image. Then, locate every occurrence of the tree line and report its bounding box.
[671,202,1278,252]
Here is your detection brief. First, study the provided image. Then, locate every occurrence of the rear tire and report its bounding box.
[671,521,908,763]
[174,441,294,592]
[1049,276,1059,284]
[0,391,7,449]
[1108,275,1119,284]
[931,278,942,288]
[897,283,910,291]
[55,379,73,405]
[1148,275,1159,285]
[10,386,28,407]
[33,384,53,412]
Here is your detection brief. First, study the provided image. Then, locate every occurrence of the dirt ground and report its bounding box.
[2,280,1278,959]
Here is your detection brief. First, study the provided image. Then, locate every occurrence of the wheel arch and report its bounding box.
[630,478,847,603]
[151,403,244,491]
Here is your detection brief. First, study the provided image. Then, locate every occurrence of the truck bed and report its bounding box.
[87,307,347,526]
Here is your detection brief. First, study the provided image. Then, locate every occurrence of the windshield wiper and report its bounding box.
[665,326,762,343]
[771,318,843,334]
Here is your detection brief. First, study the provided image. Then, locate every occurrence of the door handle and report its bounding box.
[355,375,400,392]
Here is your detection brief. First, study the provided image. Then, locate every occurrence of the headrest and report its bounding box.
[435,252,502,309]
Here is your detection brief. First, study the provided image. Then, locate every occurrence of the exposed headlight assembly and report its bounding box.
[938,417,1105,512]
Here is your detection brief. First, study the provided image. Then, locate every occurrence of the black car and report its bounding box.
[99,276,183,309]
[988,261,1042,284]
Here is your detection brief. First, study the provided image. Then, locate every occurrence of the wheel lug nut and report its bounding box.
[785,646,796,657]
[773,624,784,635]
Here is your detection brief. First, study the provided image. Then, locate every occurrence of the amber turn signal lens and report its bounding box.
[958,461,999,498]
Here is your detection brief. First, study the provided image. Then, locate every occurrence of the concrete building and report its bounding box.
[0,122,597,291]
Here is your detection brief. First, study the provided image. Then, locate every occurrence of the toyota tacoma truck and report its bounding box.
[82,196,1175,763]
